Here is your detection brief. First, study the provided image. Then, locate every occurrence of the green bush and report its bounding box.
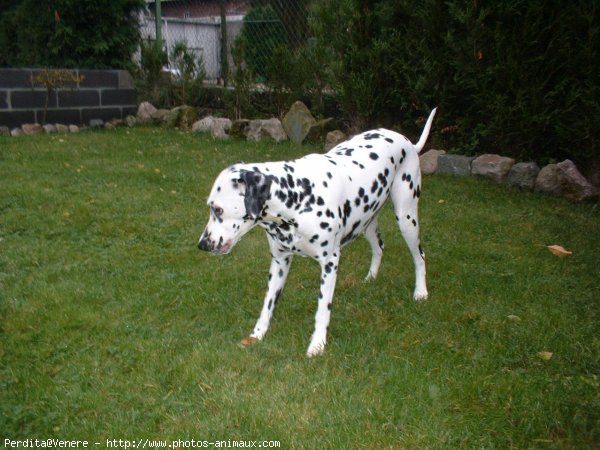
[237,4,286,83]
[136,39,170,108]
[169,41,207,106]
[0,0,145,70]
[310,0,599,166]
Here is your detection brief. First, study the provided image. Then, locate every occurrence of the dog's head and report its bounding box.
[198,165,272,254]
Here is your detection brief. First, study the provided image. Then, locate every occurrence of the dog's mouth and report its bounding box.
[213,240,232,255]
[198,233,234,255]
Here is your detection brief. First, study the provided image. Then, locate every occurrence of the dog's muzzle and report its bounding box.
[198,233,232,254]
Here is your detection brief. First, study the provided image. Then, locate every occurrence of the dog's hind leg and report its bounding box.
[390,160,428,301]
[363,217,384,281]
[241,244,293,346]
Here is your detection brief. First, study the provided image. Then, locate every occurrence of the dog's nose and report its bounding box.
[198,235,210,251]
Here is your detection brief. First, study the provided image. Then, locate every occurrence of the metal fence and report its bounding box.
[139,0,312,83]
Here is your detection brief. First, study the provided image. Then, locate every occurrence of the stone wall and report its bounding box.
[420,150,598,203]
[0,68,137,128]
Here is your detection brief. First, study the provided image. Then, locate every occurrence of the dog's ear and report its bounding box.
[239,170,272,219]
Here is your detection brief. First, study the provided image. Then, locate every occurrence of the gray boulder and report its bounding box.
[507,162,540,191]
[419,149,446,175]
[239,118,288,142]
[137,101,157,123]
[192,116,215,133]
[471,154,515,183]
[212,118,232,139]
[324,130,347,151]
[556,160,598,202]
[22,123,44,135]
[192,116,231,139]
[246,120,263,142]
[55,124,70,133]
[260,118,288,142]
[437,154,475,177]
[282,101,316,144]
[43,124,57,134]
[534,164,562,196]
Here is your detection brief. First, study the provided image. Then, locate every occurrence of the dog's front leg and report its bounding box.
[241,247,293,347]
[307,254,340,357]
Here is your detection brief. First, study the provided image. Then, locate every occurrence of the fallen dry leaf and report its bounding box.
[537,351,553,361]
[240,336,259,347]
[547,245,572,257]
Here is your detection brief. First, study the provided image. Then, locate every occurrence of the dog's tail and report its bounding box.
[415,107,437,154]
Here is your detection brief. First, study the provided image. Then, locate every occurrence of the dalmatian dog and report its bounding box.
[198,108,437,357]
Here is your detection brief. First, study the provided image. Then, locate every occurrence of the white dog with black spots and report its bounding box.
[198,108,437,356]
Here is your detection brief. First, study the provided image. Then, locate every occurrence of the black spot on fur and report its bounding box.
[371,180,379,193]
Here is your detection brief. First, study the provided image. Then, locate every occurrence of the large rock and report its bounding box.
[245,119,287,142]
[260,118,288,142]
[22,123,44,135]
[192,116,215,133]
[0,126,10,136]
[471,154,515,183]
[43,124,57,134]
[556,160,598,202]
[246,120,263,142]
[420,149,446,175]
[55,124,69,134]
[137,101,157,123]
[534,164,561,196]
[212,118,232,139]
[306,118,337,144]
[507,162,540,191]
[89,119,104,129]
[282,101,316,144]
[191,116,231,139]
[437,154,475,177]
[324,130,347,151]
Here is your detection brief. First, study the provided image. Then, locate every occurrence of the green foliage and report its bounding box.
[169,41,207,106]
[226,37,257,119]
[136,39,170,107]
[237,4,286,83]
[0,0,144,69]
[135,40,206,109]
[310,0,599,166]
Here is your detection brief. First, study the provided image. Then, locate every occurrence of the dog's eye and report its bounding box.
[213,206,224,217]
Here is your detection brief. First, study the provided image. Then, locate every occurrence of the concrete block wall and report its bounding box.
[0,68,137,128]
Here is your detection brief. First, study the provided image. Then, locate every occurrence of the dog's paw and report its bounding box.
[413,290,429,302]
[306,339,326,358]
[240,336,260,347]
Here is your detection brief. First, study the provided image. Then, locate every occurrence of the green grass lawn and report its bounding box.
[1,128,599,449]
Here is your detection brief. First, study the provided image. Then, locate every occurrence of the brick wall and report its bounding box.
[0,68,137,128]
